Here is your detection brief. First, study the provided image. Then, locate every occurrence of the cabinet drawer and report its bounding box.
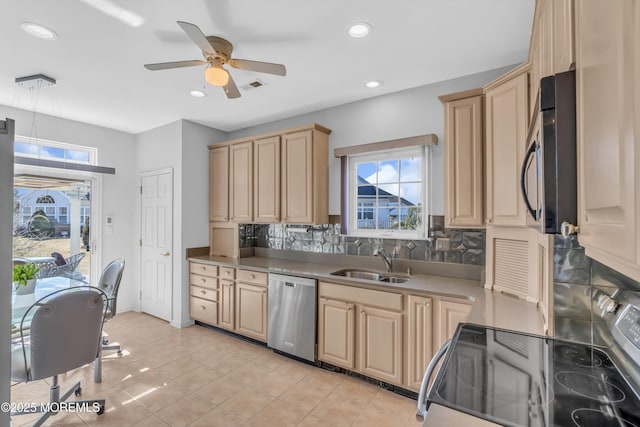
[190,273,218,290]
[319,281,403,312]
[190,296,218,325]
[238,269,267,287]
[191,285,218,301]
[190,262,218,278]
[220,267,236,280]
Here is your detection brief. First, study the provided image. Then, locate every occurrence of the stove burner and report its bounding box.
[556,371,625,403]
[571,408,639,427]
[554,343,605,367]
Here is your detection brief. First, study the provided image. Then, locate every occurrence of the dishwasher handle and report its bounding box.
[416,339,451,422]
[284,282,296,288]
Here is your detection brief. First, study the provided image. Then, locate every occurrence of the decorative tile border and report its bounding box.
[239,215,485,266]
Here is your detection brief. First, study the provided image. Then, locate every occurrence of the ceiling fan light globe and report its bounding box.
[205,66,230,87]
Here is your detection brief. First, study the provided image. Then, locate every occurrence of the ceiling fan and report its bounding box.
[144,21,287,99]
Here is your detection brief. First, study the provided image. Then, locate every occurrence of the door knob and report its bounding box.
[161,252,171,256]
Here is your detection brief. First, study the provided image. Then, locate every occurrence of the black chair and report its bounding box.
[11,287,108,425]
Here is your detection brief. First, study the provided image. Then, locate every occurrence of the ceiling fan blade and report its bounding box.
[223,75,241,99]
[177,21,217,55]
[228,59,286,76]
[144,60,206,71]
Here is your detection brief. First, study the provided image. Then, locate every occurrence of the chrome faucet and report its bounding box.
[373,248,393,273]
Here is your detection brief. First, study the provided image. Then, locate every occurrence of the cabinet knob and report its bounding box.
[361,309,365,314]
[200,290,206,295]
[249,274,255,279]
[201,278,206,282]
[201,305,206,310]
[201,266,206,270]
[348,307,352,312]
[425,302,430,307]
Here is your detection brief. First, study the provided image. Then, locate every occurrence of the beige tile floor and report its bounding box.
[10,312,422,426]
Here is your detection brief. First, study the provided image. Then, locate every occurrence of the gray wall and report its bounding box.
[227,65,515,215]
[135,119,227,327]
[0,118,14,426]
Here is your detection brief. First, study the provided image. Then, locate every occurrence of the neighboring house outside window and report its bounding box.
[15,190,90,227]
[21,206,31,224]
[348,146,427,238]
[58,207,68,224]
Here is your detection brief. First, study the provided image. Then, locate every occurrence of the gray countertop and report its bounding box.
[188,254,545,336]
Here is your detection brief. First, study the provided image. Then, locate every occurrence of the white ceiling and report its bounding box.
[0,0,535,134]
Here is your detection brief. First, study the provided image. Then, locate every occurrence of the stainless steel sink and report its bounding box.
[330,269,410,284]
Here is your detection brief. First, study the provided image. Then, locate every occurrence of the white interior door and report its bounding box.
[140,169,172,321]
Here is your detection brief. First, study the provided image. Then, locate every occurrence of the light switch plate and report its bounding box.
[436,238,451,252]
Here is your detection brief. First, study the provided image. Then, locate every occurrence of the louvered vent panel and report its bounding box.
[494,238,529,297]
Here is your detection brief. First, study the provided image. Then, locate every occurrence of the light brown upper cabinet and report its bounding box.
[209,145,229,222]
[209,124,330,226]
[575,0,640,283]
[440,90,485,228]
[229,141,253,222]
[281,128,330,224]
[254,136,281,223]
[484,69,529,227]
[553,0,574,73]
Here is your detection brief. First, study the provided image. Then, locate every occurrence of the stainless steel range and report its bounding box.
[417,301,640,427]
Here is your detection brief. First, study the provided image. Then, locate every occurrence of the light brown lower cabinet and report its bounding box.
[317,297,355,369]
[235,282,268,342]
[435,299,472,350]
[407,295,433,391]
[219,279,235,331]
[359,305,403,385]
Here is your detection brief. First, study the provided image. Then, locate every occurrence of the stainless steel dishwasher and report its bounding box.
[267,273,317,362]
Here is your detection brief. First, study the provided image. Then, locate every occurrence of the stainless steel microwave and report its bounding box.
[520,70,577,234]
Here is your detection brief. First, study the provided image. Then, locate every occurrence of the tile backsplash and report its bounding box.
[553,235,640,346]
[239,215,485,266]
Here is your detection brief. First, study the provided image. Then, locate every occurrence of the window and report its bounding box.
[80,207,90,225]
[348,146,427,237]
[44,206,55,218]
[14,137,96,165]
[21,206,32,224]
[58,207,68,224]
[36,195,55,204]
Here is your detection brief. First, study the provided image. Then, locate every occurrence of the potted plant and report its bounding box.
[13,263,39,295]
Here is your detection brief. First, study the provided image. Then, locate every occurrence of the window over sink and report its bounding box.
[347,146,428,238]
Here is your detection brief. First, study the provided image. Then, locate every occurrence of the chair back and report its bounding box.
[98,258,125,316]
[21,288,106,381]
[12,258,29,267]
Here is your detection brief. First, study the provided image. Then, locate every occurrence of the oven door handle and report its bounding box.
[520,139,539,220]
[416,338,451,422]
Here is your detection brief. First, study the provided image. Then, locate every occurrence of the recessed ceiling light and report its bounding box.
[365,80,382,88]
[190,90,206,98]
[21,22,58,40]
[348,23,371,38]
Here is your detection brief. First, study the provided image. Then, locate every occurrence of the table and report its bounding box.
[11,277,108,382]
[22,256,56,265]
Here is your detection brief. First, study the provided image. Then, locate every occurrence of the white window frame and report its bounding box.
[348,146,429,239]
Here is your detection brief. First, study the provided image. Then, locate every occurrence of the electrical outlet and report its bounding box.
[436,238,451,252]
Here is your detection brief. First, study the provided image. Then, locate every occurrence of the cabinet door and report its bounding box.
[540,0,555,78]
[485,72,529,226]
[229,141,253,222]
[407,295,433,391]
[281,130,313,223]
[444,95,484,228]
[209,146,229,222]
[254,136,280,223]
[219,279,235,330]
[554,0,575,73]
[235,282,268,342]
[576,0,640,283]
[359,306,403,385]
[435,300,471,350]
[318,298,355,369]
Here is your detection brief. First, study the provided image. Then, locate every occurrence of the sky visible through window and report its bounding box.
[357,157,422,204]
[14,140,91,164]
